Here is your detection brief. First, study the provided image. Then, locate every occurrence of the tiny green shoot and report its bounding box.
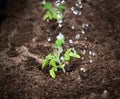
[42,2,66,21]
[42,34,80,78]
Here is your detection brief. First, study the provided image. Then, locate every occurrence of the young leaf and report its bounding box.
[42,59,47,69]
[70,52,80,58]
[52,10,58,20]
[54,38,64,49]
[43,11,52,20]
[64,48,71,60]
[49,59,56,67]
[42,54,52,69]
[43,2,52,10]
[58,5,66,12]
[49,69,56,78]
[52,66,58,72]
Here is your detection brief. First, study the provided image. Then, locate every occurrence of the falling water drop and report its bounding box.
[72,47,76,53]
[79,5,83,9]
[75,34,80,39]
[75,3,79,7]
[78,11,82,16]
[82,23,89,28]
[61,0,65,4]
[58,23,62,27]
[81,30,85,34]
[73,10,78,15]
[71,6,75,11]
[89,59,93,63]
[82,49,86,54]
[41,0,46,4]
[89,50,92,55]
[71,25,75,29]
[80,68,86,72]
[47,37,51,42]
[92,52,96,56]
[81,57,84,60]
[69,39,73,44]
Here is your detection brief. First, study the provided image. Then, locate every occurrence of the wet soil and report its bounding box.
[0,0,120,99]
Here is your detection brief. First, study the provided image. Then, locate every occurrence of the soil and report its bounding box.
[0,0,120,99]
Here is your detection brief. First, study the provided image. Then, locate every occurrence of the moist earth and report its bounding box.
[0,0,120,99]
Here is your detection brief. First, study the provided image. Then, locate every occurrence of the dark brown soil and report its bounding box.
[0,0,120,99]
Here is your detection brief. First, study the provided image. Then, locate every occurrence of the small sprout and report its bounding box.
[42,34,80,78]
[42,2,66,21]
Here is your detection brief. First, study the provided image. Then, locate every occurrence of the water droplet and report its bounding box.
[73,10,78,15]
[47,37,51,42]
[71,6,75,11]
[71,25,75,29]
[57,13,61,19]
[69,39,73,44]
[61,0,65,4]
[89,51,92,55]
[46,19,49,22]
[89,59,93,63]
[58,23,62,27]
[84,37,87,40]
[56,32,64,39]
[60,56,64,61]
[82,49,86,54]
[59,47,63,53]
[75,34,80,39]
[55,1,60,7]
[41,0,46,4]
[82,23,89,28]
[81,30,85,34]
[81,57,84,60]
[72,47,76,53]
[92,52,96,56]
[57,19,62,24]
[79,5,83,9]
[75,3,79,7]
[80,68,86,72]
[78,11,82,16]
[85,45,87,48]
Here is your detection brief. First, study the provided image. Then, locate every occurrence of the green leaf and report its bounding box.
[58,5,66,12]
[43,2,52,10]
[49,59,56,67]
[64,48,72,60]
[43,11,52,20]
[52,11,58,20]
[42,59,47,69]
[70,52,80,58]
[52,66,58,72]
[42,54,52,69]
[54,39,64,49]
[49,69,56,78]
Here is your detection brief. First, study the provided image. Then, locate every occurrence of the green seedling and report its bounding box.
[42,34,80,78]
[42,2,66,21]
